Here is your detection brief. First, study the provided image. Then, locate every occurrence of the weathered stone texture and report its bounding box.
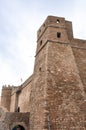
[46,42,86,129]
[0,15,86,130]
[0,107,29,130]
[71,39,86,92]
[10,92,17,112]
[29,16,86,130]
[1,86,12,111]
[30,45,48,130]
[17,82,31,112]
[10,76,32,112]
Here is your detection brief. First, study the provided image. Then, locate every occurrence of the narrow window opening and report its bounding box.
[43,23,45,27]
[57,32,61,38]
[40,40,42,46]
[39,67,42,71]
[57,19,60,23]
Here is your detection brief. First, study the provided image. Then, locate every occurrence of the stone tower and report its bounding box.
[1,85,12,111]
[30,16,86,130]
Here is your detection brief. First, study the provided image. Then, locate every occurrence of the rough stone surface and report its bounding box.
[0,107,29,130]
[0,16,86,130]
[10,76,32,112]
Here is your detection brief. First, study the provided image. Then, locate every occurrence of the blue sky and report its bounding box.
[0,0,86,95]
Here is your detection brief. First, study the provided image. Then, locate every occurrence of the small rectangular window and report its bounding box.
[57,32,61,38]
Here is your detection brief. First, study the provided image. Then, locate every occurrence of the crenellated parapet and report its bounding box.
[2,84,15,88]
[1,85,17,111]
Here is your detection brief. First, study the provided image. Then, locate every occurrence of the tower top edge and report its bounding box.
[37,15,72,39]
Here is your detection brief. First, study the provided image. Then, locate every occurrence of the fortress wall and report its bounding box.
[0,15,86,130]
[46,41,86,129]
[10,75,33,112]
[1,86,12,111]
[10,92,17,112]
[30,44,48,130]
[0,107,29,130]
[71,39,86,92]
[18,80,32,112]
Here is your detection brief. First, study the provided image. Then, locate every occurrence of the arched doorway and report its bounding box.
[12,125,25,130]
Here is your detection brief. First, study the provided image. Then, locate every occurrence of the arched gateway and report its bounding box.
[12,125,25,130]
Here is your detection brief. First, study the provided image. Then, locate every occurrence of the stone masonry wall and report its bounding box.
[29,44,48,130]
[0,112,29,130]
[10,92,17,112]
[30,16,86,130]
[71,39,86,93]
[1,86,12,111]
[10,76,32,112]
[46,41,86,129]
[18,80,32,112]
[0,15,86,130]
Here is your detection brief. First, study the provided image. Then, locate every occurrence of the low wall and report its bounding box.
[0,107,29,130]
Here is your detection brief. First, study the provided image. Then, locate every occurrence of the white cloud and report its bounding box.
[70,0,86,39]
[0,0,37,94]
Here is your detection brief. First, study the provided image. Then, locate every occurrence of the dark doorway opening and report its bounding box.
[12,125,25,130]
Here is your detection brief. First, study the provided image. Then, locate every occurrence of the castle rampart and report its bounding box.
[0,15,86,130]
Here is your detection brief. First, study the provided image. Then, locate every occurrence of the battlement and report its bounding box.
[1,85,14,111]
[2,85,13,90]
